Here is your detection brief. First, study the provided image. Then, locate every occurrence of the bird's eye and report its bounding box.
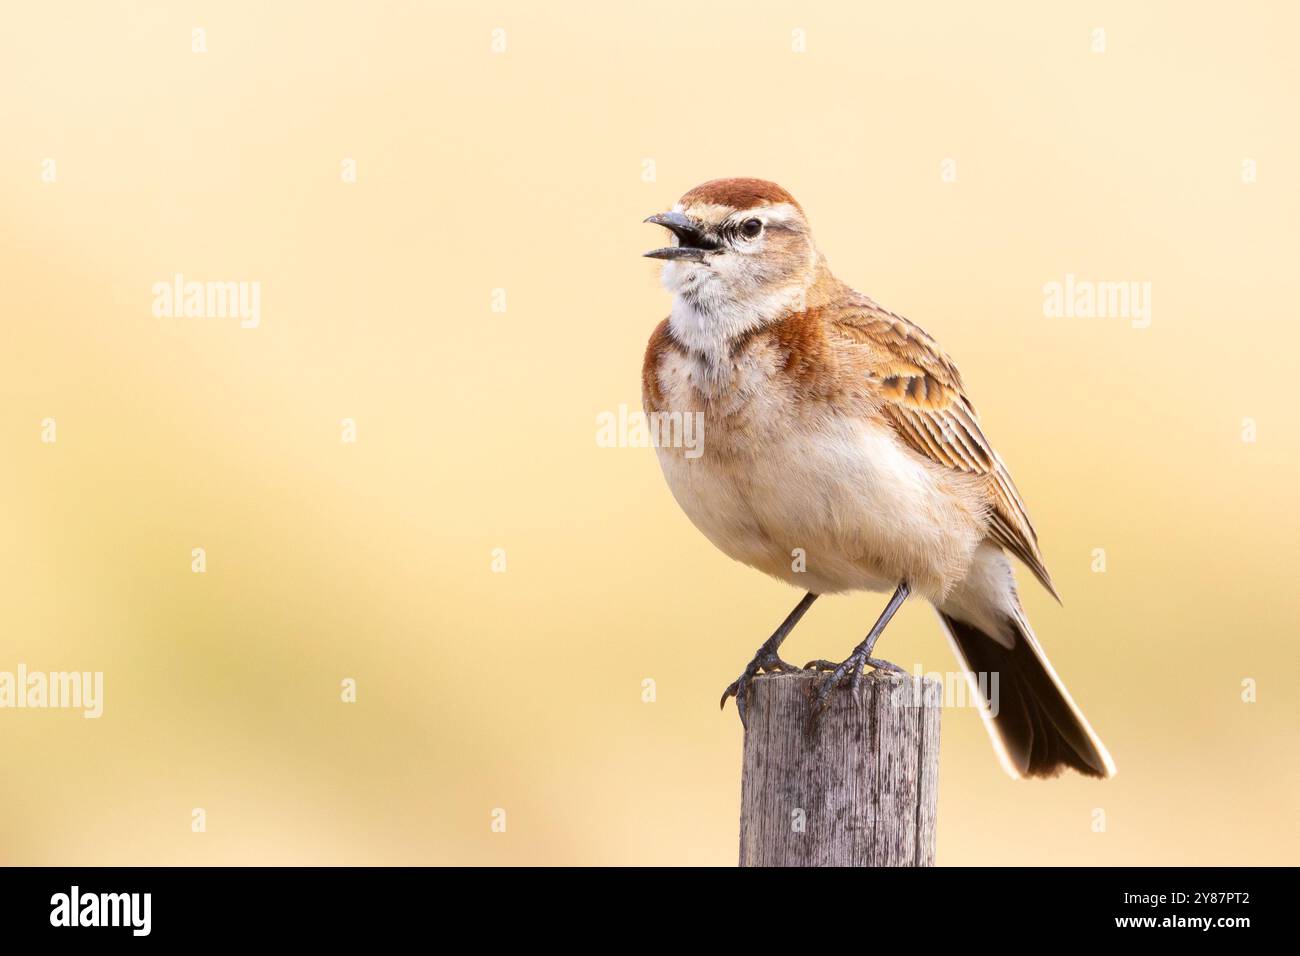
[739,218,763,239]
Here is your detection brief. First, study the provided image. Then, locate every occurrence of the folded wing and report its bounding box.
[830,302,1059,601]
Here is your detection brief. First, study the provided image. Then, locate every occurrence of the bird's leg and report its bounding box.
[721,591,819,728]
[806,582,911,718]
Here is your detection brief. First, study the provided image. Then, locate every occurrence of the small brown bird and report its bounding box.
[642,177,1114,779]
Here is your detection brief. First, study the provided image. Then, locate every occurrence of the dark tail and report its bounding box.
[938,611,1115,779]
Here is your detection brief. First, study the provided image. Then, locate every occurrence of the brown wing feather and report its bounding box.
[830,299,1059,601]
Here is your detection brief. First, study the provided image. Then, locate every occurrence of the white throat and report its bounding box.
[666,272,809,389]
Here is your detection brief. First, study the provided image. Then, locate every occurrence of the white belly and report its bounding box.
[655,416,984,602]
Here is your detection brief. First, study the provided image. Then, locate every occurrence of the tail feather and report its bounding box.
[938,611,1115,779]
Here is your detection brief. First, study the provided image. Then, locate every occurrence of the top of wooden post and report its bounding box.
[739,670,942,867]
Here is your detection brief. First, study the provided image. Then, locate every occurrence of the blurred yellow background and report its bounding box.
[2,0,1297,865]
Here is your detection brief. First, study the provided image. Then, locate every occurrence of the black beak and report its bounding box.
[643,211,717,262]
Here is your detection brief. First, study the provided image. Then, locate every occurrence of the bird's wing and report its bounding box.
[830,300,1059,600]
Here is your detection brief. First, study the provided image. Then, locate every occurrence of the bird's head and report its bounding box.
[644,178,819,324]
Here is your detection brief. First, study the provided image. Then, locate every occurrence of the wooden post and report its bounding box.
[739,670,941,867]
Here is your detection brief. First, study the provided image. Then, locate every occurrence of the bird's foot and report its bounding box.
[720,651,803,728]
[805,653,904,720]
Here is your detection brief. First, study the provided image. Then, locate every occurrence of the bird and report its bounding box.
[641,177,1115,779]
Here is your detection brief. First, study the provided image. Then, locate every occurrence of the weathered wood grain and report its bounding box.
[739,670,941,867]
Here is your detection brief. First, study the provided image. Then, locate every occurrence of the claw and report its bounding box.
[865,657,904,675]
[720,655,803,729]
[813,664,848,712]
[721,592,820,727]
[803,583,910,731]
[806,653,903,730]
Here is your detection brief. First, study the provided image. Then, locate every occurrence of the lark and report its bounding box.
[642,178,1114,779]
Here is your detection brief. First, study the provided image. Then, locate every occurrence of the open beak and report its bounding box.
[643,211,717,262]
